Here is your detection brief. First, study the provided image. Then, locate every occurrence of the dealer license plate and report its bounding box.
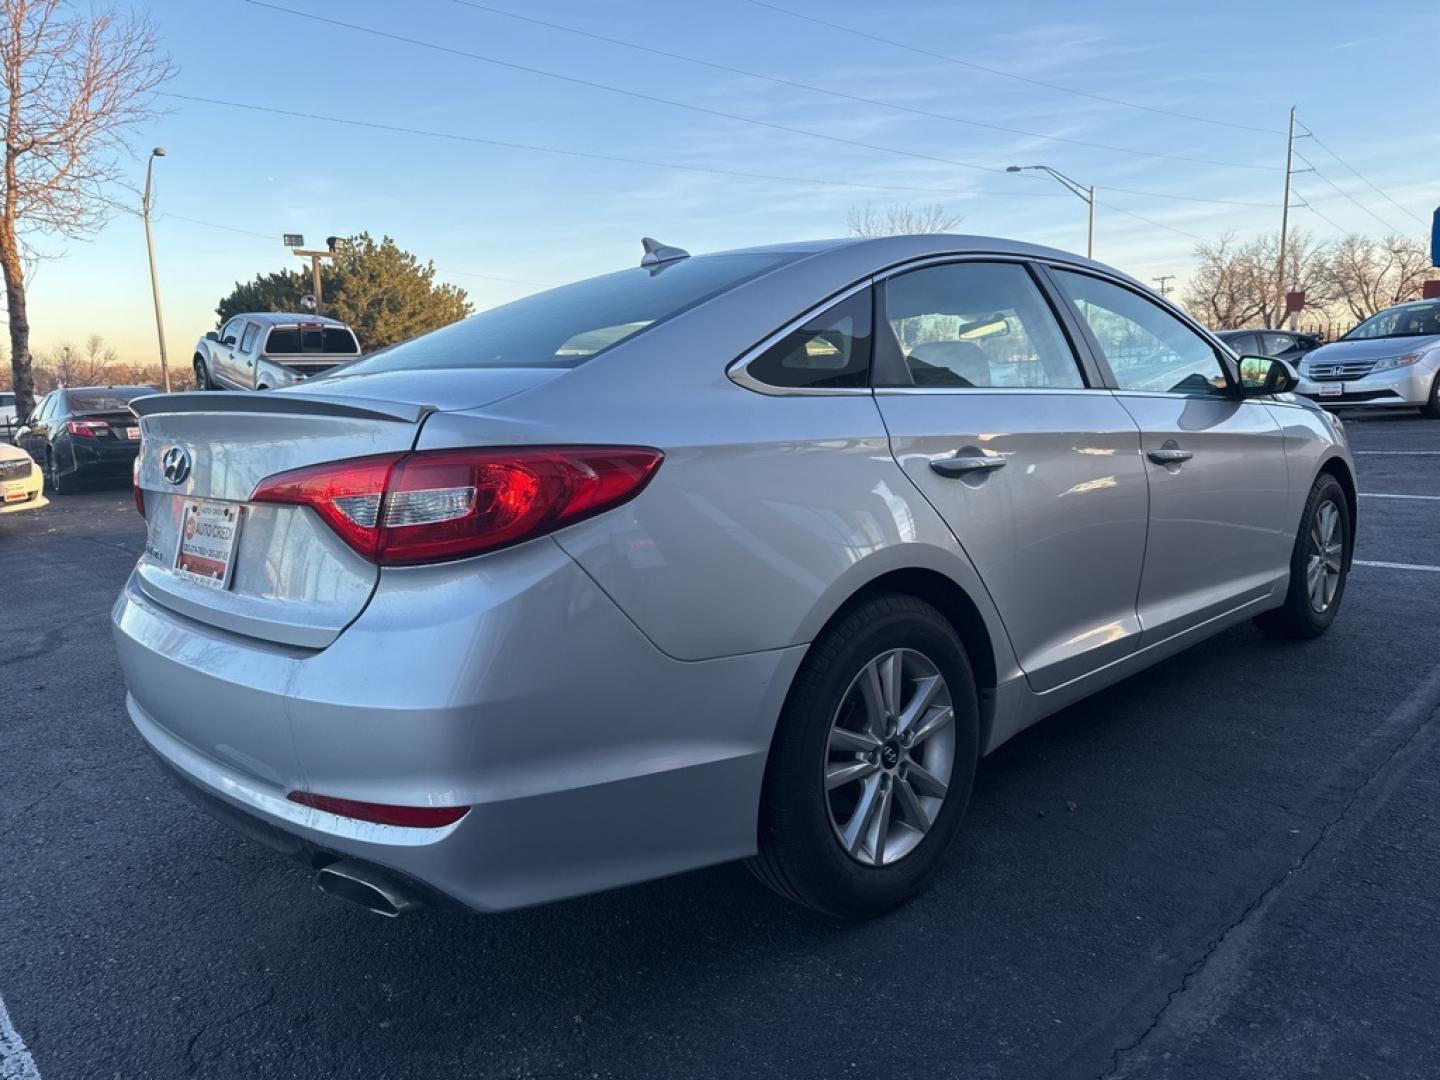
[1318,383,1343,398]
[173,500,243,589]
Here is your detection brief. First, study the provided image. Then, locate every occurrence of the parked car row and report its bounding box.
[1217,300,1440,417]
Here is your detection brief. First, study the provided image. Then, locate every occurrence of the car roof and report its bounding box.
[229,312,352,328]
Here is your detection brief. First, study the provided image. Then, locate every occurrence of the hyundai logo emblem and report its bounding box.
[161,444,192,485]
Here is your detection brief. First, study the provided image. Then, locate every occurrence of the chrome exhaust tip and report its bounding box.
[315,859,425,918]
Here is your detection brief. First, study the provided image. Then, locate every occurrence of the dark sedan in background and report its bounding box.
[14,386,153,494]
[1216,329,1324,365]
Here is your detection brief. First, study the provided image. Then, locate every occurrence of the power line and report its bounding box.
[157,91,1073,202]
[1289,191,1349,235]
[1094,199,1206,245]
[241,2,1271,212]
[449,0,1270,172]
[742,0,1285,136]
[1293,150,1408,235]
[1300,125,1427,227]
[146,206,553,287]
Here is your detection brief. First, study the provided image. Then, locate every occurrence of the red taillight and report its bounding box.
[67,419,108,437]
[132,455,145,517]
[287,791,469,828]
[250,446,663,566]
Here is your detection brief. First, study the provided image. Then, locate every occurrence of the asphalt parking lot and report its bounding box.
[3,411,1439,1080]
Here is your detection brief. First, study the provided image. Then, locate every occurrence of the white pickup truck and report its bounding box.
[193,312,361,391]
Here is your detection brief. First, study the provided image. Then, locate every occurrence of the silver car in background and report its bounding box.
[1294,298,1440,416]
[193,312,361,392]
[114,235,1356,920]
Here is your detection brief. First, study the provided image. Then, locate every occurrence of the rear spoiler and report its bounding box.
[128,390,433,425]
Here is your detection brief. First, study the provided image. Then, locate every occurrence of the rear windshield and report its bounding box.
[66,389,153,413]
[335,252,795,375]
[266,326,360,354]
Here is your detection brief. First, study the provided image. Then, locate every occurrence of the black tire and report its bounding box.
[46,450,72,495]
[1420,373,1440,419]
[1254,473,1350,639]
[194,355,212,391]
[748,592,979,918]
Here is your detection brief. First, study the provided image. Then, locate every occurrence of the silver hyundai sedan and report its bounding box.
[114,235,1356,920]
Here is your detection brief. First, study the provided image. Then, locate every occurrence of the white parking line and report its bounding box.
[1358,493,1440,501]
[1355,560,1440,574]
[0,992,40,1080]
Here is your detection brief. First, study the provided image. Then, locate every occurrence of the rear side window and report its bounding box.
[743,289,872,390]
[336,252,796,375]
[883,262,1085,389]
[239,323,260,353]
[266,326,360,354]
[1223,332,1258,355]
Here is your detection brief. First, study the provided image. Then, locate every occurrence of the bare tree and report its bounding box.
[0,0,172,420]
[846,202,963,238]
[1321,234,1433,322]
[1183,229,1333,329]
[34,333,115,390]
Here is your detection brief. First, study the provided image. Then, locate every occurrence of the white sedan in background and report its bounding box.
[0,441,46,515]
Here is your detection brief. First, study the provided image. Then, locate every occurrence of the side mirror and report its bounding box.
[205,330,219,342]
[1238,355,1298,396]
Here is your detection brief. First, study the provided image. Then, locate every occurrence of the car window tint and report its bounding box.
[1225,332,1258,355]
[745,289,871,390]
[1262,332,1293,354]
[240,322,260,353]
[1054,270,1228,397]
[883,262,1084,389]
[66,389,152,412]
[339,252,797,375]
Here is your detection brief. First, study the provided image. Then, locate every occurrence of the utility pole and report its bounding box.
[1152,275,1175,299]
[1278,105,1296,331]
[141,147,171,391]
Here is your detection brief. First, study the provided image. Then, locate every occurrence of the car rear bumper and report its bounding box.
[112,540,804,913]
[66,437,141,475]
[1296,366,1433,407]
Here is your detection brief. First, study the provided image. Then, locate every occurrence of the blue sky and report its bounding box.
[26,0,1439,363]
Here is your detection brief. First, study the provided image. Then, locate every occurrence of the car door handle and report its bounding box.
[1147,446,1194,465]
[929,453,1007,478]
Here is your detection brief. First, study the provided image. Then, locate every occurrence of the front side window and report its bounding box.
[882,262,1085,389]
[1053,270,1229,397]
[743,289,871,390]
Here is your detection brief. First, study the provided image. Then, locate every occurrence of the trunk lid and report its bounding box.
[129,371,563,649]
[131,391,430,649]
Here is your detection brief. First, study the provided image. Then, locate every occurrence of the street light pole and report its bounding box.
[141,147,171,392]
[1007,165,1096,259]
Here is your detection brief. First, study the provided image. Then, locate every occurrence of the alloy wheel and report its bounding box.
[825,648,956,867]
[1306,500,1343,613]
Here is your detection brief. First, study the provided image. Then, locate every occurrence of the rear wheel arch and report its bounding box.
[791,568,999,752]
[1318,456,1357,567]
